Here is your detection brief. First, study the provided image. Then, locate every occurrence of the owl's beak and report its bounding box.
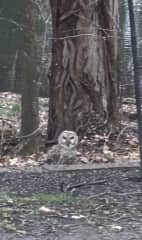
[66,139,70,146]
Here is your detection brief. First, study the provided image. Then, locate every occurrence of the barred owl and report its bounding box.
[47,130,79,164]
[58,130,78,163]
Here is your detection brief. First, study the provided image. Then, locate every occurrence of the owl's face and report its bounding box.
[58,130,78,150]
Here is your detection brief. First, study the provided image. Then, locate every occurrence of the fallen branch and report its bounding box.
[60,180,106,192]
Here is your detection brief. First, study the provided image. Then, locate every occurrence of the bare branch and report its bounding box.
[0,17,24,30]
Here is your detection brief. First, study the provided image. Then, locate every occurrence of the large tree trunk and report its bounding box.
[48,0,119,140]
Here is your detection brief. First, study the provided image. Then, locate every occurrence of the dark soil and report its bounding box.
[0,166,142,239]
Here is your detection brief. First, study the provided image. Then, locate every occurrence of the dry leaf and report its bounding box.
[39,206,55,213]
[80,156,89,164]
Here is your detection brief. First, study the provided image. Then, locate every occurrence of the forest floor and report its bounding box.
[0,92,142,239]
[0,92,140,168]
[0,167,142,239]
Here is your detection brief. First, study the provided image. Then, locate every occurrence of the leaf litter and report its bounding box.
[0,92,140,168]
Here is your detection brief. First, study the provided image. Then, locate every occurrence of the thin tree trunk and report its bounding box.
[48,0,119,141]
[20,0,39,154]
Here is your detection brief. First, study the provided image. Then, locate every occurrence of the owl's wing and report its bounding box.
[47,145,60,163]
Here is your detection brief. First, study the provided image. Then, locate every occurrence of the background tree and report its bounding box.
[0,0,51,97]
[0,0,20,91]
[18,0,40,154]
[136,0,142,82]
[48,0,119,141]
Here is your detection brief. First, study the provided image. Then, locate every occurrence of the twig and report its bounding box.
[103,128,113,153]
[0,117,15,123]
[116,125,132,143]
[87,192,109,199]
[113,191,142,196]
[0,121,5,156]
[16,128,41,140]
[0,17,24,30]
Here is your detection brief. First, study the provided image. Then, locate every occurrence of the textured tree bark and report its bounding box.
[20,1,39,154]
[48,0,119,140]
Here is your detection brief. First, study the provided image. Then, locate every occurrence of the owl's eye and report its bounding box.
[62,135,66,142]
[70,136,74,139]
